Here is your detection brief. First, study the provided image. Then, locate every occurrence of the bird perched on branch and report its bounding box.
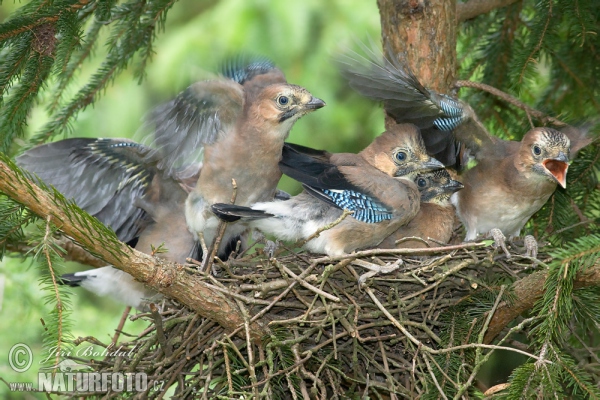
[17,138,196,309]
[211,124,444,256]
[340,44,593,254]
[377,169,463,249]
[17,57,323,309]
[143,56,325,256]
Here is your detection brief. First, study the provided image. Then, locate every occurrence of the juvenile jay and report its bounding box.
[17,138,195,309]
[340,45,592,251]
[377,168,463,249]
[144,57,325,255]
[211,124,444,256]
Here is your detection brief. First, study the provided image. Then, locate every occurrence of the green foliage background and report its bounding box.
[0,0,381,396]
[0,0,599,397]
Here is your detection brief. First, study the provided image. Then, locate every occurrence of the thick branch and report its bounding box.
[0,159,268,343]
[457,0,521,22]
[5,238,106,268]
[484,262,600,343]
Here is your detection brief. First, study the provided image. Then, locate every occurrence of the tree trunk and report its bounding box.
[377,0,457,95]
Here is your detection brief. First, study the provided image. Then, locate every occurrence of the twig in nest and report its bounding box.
[202,178,237,273]
[455,80,566,127]
[394,236,431,247]
[298,209,353,247]
[310,241,488,263]
[239,275,318,297]
[275,259,340,302]
[111,306,131,347]
[149,303,172,357]
[353,258,403,287]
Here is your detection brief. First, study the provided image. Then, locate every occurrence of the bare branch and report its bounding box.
[0,159,269,343]
[457,0,521,22]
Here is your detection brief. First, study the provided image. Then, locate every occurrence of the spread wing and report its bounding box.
[143,55,286,178]
[143,79,244,178]
[16,138,187,243]
[279,146,392,223]
[339,42,500,165]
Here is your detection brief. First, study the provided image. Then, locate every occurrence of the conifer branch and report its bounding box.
[484,261,600,343]
[0,157,269,342]
[457,0,521,22]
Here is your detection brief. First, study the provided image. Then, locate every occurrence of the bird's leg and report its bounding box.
[523,235,538,259]
[264,240,279,259]
[490,228,511,258]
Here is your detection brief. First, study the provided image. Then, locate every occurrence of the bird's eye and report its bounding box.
[533,145,542,156]
[278,96,289,106]
[417,178,427,188]
[395,151,407,162]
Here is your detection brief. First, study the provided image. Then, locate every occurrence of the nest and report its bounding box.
[63,238,546,399]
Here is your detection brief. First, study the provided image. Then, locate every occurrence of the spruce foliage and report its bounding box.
[0,0,599,397]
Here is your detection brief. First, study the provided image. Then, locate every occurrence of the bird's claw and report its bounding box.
[490,228,511,258]
[523,235,538,259]
[264,240,279,259]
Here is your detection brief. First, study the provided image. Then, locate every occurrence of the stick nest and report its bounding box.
[66,238,548,399]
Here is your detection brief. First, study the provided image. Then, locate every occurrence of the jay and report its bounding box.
[17,57,323,309]
[340,45,592,252]
[17,138,195,309]
[377,168,463,249]
[211,123,444,256]
[144,56,325,256]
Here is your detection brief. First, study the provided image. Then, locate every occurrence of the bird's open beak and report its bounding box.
[420,157,445,172]
[305,97,326,110]
[542,152,569,189]
[444,179,464,193]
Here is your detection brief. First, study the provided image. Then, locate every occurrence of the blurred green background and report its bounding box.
[1,0,382,397]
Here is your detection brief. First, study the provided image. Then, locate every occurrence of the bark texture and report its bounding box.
[0,160,268,343]
[377,0,457,94]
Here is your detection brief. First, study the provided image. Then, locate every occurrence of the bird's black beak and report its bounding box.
[304,97,326,110]
[543,151,569,189]
[420,157,445,172]
[444,179,464,193]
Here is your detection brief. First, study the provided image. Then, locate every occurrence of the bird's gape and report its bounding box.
[542,159,568,188]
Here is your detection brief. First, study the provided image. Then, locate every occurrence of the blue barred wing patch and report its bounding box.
[322,189,392,223]
[433,95,467,131]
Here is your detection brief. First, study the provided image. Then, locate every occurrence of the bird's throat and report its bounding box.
[543,159,568,188]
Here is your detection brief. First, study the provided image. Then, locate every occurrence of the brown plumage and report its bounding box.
[186,83,325,252]
[340,44,594,241]
[144,59,325,254]
[452,127,578,240]
[378,169,463,249]
[212,123,445,256]
[17,138,196,309]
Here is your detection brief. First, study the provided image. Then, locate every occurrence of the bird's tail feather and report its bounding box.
[211,203,273,222]
[59,273,88,287]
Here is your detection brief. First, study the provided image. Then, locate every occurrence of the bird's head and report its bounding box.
[363,123,445,179]
[521,127,571,188]
[254,84,325,135]
[414,169,464,204]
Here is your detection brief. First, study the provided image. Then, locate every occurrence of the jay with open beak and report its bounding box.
[211,123,444,256]
[340,45,592,256]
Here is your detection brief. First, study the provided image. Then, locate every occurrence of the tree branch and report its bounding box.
[457,0,521,22]
[484,262,600,343]
[0,159,268,343]
[5,238,106,268]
